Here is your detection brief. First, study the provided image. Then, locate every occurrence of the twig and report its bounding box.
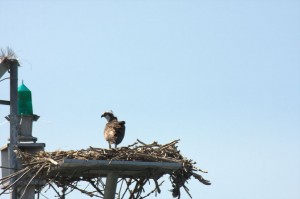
[67,183,101,198]
[140,180,164,199]
[0,167,31,195]
[20,164,47,199]
[136,139,147,146]
[48,183,62,199]
[86,179,104,196]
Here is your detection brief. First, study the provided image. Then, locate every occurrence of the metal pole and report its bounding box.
[9,61,18,199]
[104,173,118,199]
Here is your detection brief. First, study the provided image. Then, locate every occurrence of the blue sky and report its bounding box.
[1,0,300,199]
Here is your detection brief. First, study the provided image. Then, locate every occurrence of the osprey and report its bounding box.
[101,111,126,149]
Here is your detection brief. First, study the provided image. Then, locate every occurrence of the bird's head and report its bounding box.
[101,110,115,122]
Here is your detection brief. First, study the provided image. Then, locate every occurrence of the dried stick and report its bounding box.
[48,183,62,199]
[86,179,104,196]
[140,180,164,199]
[19,164,47,199]
[0,167,32,195]
[0,167,29,183]
[67,183,100,198]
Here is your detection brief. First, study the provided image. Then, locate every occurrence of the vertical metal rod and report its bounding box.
[9,61,18,199]
[104,173,118,199]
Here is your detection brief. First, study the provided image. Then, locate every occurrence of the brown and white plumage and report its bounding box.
[101,111,125,149]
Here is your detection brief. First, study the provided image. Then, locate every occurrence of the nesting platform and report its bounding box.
[51,159,181,179]
[0,140,210,199]
[48,159,182,199]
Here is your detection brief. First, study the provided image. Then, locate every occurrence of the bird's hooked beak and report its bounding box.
[101,111,113,121]
[101,112,111,122]
[101,112,107,118]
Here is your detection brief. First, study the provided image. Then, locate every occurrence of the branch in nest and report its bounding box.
[0,47,17,60]
[85,178,104,196]
[19,164,47,199]
[191,172,211,185]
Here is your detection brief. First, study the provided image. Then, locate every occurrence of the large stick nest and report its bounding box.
[0,47,17,62]
[0,140,210,199]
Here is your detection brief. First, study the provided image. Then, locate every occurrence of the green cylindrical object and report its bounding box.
[18,83,33,115]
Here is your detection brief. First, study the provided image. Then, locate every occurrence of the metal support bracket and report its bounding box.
[104,173,118,199]
[0,100,10,105]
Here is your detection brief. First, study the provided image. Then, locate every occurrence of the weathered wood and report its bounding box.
[0,140,211,199]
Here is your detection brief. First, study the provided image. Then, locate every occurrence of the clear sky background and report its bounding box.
[1,0,300,199]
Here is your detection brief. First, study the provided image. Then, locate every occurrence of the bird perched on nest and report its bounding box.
[101,111,126,149]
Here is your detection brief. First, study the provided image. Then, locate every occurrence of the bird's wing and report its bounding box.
[115,121,125,145]
[106,121,124,130]
[104,124,116,142]
[104,121,125,144]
